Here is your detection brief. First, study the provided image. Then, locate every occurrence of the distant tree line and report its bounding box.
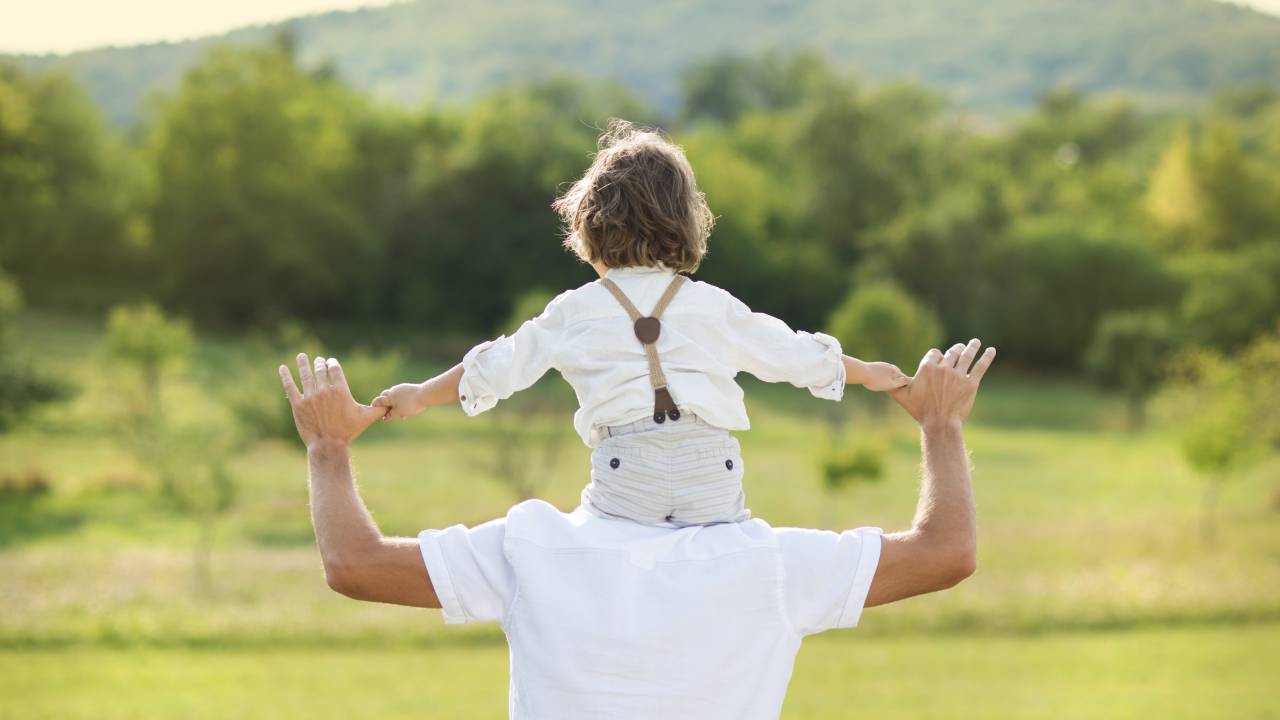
[15,0,1280,127]
[3,42,1279,374]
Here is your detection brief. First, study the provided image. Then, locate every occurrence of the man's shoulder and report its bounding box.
[503,498,576,527]
[502,499,589,546]
[503,501,781,555]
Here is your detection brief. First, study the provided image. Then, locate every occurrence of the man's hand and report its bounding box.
[278,353,386,450]
[889,339,996,426]
[865,339,995,609]
[371,381,429,420]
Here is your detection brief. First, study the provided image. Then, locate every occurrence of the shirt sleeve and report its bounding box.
[725,295,846,401]
[777,526,882,636]
[418,517,515,625]
[457,293,567,416]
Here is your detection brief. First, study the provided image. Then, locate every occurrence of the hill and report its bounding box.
[8,0,1280,125]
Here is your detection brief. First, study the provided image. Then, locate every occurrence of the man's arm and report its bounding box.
[308,440,440,608]
[280,353,440,608]
[864,340,994,608]
[865,417,975,607]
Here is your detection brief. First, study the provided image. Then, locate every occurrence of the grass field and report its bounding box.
[2,625,1275,719]
[3,311,1279,717]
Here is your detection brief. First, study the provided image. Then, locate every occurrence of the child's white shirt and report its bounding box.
[457,266,846,446]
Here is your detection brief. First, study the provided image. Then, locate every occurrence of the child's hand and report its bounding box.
[371,382,429,420]
[849,359,911,392]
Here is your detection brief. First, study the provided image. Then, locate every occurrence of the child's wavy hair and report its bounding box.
[553,119,714,273]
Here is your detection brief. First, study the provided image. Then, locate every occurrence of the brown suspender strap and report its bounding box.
[598,278,644,320]
[598,274,689,423]
[650,276,687,318]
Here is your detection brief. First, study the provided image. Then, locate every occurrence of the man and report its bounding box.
[278,339,995,719]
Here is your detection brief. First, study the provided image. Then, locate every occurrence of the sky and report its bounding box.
[0,0,1278,54]
[0,0,401,54]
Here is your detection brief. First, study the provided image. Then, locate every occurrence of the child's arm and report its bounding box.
[726,294,908,398]
[844,356,910,392]
[371,363,464,420]
[373,291,568,421]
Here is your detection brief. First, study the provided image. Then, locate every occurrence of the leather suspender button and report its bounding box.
[634,316,661,344]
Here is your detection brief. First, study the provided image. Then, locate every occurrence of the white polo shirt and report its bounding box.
[419,500,882,720]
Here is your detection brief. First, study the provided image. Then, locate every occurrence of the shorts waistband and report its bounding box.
[590,409,713,443]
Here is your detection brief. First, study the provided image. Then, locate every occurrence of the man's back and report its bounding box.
[281,341,993,719]
[419,500,881,719]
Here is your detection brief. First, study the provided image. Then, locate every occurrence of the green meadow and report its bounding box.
[1,313,1278,717]
[3,625,1276,719]
[6,7,1280,714]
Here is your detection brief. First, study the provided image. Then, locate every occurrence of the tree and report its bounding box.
[1160,347,1269,546]
[869,179,1009,343]
[827,281,943,372]
[102,303,237,593]
[679,51,836,126]
[1176,244,1280,353]
[146,40,381,324]
[0,64,141,304]
[680,114,844,331]
[1085,310,1178,429]
[797,81,953,272]
[1143,125,1203,239]
[104,304,193,410]
[385,77,648,332]
[1237,329,1280,452]
[979,223,1179,368]
[1192,120,1278,251]
[1144,114,1280,254]
[825,280,942,424]
[0,269,69,431]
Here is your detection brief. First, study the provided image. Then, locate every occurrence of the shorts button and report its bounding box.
[610,458,621,469]
[725,459,734,470]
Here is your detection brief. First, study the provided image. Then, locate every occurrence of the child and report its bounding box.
[373,120,908,527]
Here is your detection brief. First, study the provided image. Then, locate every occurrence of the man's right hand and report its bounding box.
[279,353,386,450]
[865,339,994,610]
[890,339,996,426]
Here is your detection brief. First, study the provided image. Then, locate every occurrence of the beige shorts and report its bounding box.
[581,411,750,527]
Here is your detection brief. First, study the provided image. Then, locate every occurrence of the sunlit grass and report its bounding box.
[1,624,1274,720]
[3,312,1280,646]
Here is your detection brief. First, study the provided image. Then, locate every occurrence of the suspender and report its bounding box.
[598,274,689,424]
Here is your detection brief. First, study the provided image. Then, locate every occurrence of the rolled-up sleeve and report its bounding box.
[457,294,567,416]
[725,296,846,401]
[418,517,515,625]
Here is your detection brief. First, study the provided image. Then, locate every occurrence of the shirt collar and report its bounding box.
[604,265,675,280]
